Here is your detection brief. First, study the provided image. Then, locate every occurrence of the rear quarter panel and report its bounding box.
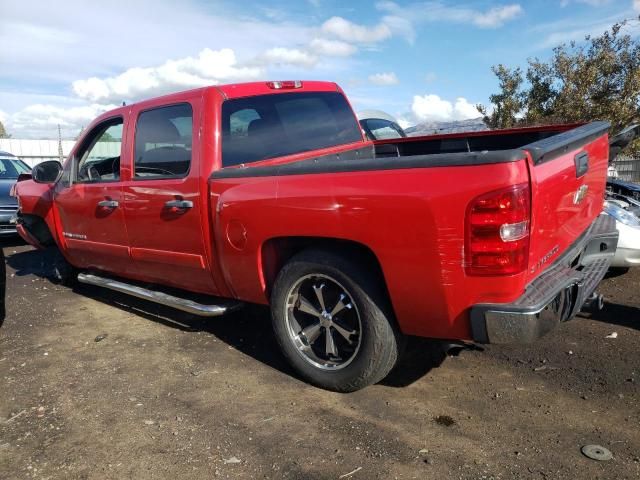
[211,159,530,340]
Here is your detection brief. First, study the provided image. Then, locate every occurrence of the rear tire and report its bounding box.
[271,249,403,392]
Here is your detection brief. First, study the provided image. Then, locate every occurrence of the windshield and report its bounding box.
[0,158,31,179]
[361,118,406,140]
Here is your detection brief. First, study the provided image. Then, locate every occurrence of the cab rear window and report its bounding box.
[221,92,362,167]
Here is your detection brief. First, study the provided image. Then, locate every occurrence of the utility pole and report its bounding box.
[57,124,63,162]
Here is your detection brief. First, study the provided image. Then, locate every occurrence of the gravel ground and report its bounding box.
[0,241,638,479]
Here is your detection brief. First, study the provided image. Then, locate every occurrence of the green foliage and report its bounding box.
[0,120,10,139]
[476,65,525,130]
[478,18,640,154]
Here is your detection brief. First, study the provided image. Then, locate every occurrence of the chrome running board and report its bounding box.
[77,273,241,317]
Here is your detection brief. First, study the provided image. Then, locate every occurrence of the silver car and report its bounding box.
[0,151,32,236]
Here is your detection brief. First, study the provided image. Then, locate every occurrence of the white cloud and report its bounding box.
[453,97,481,119]
[321,16,392,43]
[5,103,118,139]
[397,118,413,130]
[0,0,313,84]
[535,12,640,49]
[73,49,263,103]
[368,72,399,86]
[309,38,358,57]
[376,2,523,33]
[0,109,7,125]
[425,72,438,83]
[473,5,523,28]
[411,94,479,122]
[634,0,640,12]
[560,0,612,6]
[256,47,318,68]
[380,13,416,43]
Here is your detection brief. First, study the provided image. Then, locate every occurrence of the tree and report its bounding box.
[0,120,10,139]
[478,18,640,154]
[476,65,525,129]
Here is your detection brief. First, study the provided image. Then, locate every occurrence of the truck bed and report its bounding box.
[212,120,610,340]
[372,122,588,159]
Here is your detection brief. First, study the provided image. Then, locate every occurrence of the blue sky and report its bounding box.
[1,0,639,138]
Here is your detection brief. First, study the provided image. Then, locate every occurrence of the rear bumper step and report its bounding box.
[77,273,241,317]
[470,214,619,344]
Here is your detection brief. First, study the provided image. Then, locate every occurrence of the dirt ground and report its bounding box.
[0,241,638,480]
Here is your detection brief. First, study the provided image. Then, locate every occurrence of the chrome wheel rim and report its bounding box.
[284,274,362,370]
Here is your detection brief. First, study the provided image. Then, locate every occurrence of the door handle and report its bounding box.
[164,200,193,210]
[97,200,119,209]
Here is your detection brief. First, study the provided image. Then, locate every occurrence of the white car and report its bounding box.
[604,199,640,268]
[356,110,407,141]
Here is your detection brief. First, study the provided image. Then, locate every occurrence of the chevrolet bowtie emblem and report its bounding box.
[573,184,589,205]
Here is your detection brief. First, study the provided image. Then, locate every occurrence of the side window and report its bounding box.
[76,119,123,183]
[134,103,192,179]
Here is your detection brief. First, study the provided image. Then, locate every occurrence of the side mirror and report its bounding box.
[32,161,63,184]
[17,173,33,183]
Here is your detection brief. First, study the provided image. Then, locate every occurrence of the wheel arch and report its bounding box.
[260,236,393,310]
[18,213,56,248]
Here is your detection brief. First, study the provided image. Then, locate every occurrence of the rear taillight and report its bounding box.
[465,183,531,276]
[266,80,303,89]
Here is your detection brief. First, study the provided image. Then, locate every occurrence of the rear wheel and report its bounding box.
[271,249,403,392]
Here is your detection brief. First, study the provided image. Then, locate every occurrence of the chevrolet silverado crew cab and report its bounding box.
[14,81,618,392]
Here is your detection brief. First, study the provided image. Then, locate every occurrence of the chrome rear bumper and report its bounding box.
[470,214,619,344]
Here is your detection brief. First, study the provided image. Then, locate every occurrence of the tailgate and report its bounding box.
[525,121,610,282]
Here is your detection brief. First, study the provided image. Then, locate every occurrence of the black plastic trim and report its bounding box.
[524,121,610,165]
[16,213,55,247]
[211,147,526,179]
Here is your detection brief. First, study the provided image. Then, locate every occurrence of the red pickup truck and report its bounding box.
[14,80,618,391]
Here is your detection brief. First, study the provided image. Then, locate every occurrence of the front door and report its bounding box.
[122,100,215,294]
[55,116,133,275]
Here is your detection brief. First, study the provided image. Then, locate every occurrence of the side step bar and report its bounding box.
[77,273,241,317]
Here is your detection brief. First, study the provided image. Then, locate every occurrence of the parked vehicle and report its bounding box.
[14,81,618,391]
[604,194,640,268]
[606,124,640,199]
[357,110,406,141]
[0,151,31,236]
[607,177,640,201]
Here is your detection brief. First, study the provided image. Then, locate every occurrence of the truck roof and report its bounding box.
[92,80,342,124]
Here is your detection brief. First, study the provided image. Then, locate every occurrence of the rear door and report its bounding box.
[526,122,610,280]
[54,116,132,274]
[122,99,216,293]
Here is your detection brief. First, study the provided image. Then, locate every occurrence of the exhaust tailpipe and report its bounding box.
[583,292,605,311]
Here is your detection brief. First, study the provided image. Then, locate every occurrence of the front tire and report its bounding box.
[49,247,78,286]
[271,249,403,392]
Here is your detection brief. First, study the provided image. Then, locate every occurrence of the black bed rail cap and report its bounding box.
[525,121,610,165]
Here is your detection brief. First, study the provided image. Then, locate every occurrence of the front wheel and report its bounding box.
[49,247,78,286]
[271,250,403,392]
